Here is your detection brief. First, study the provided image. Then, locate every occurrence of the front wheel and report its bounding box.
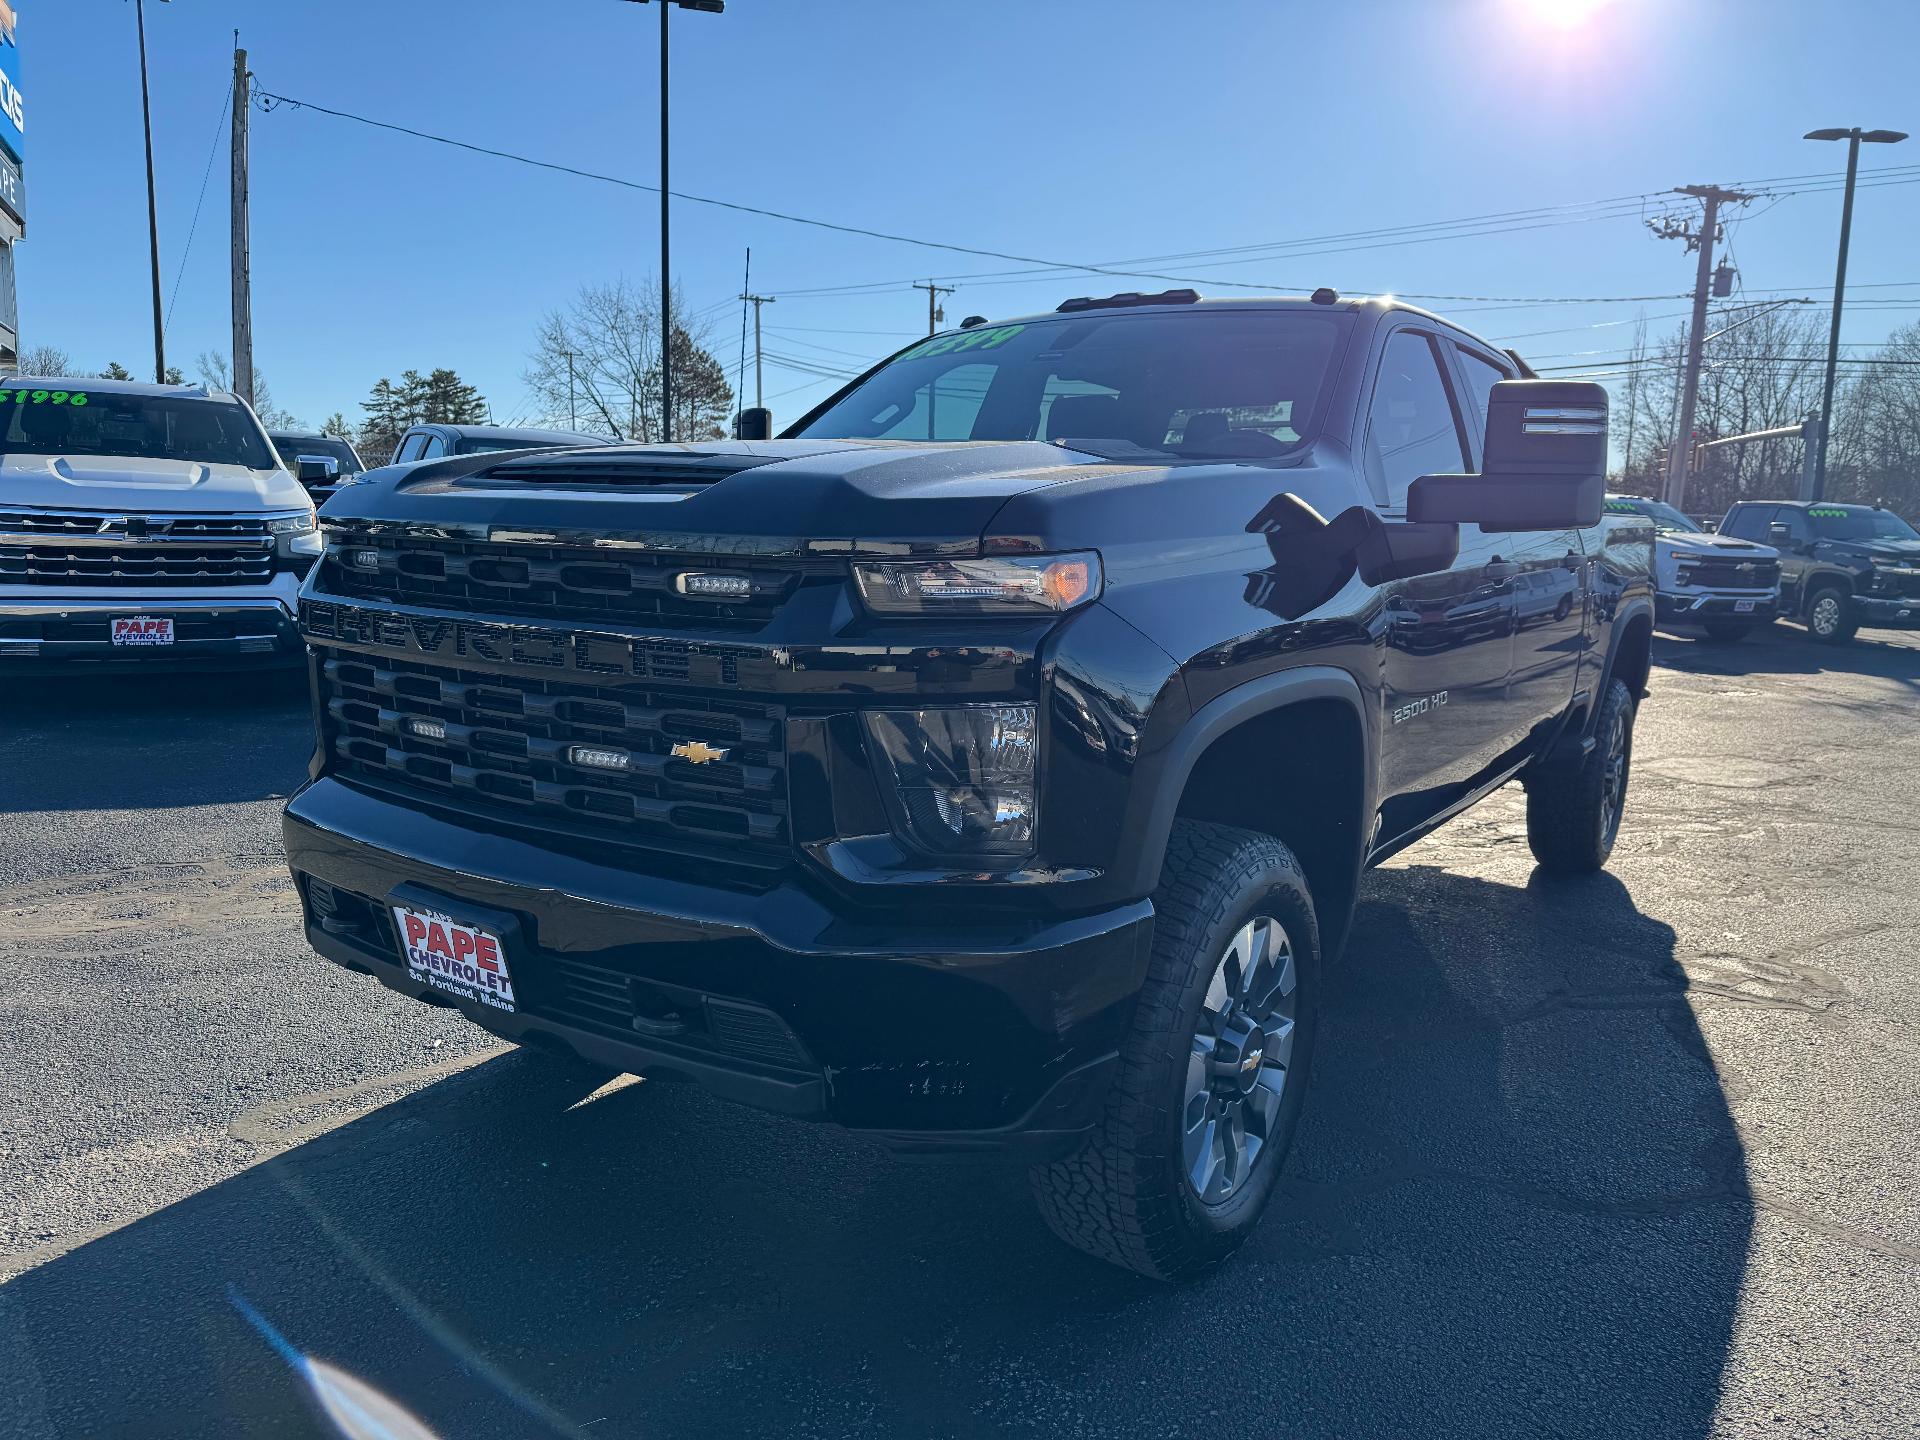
[1029,821,1319,1281]
[1806,585,1858,645]
[1525,676,1636,874]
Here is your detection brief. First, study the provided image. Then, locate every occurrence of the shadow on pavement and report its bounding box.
[1,866,1747,1438]
[0,668,311,812]
[1653,621,1920,688]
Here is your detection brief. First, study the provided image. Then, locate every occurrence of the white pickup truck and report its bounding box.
[1604,493,1781,643]
[0,377,319,670]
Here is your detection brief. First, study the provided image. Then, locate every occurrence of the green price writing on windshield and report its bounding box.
[1808,507,1847,518]
[6,389,89,406]
[896,325,1027,364]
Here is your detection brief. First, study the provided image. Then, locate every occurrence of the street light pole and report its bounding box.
[659,0,671,443]
[134,0,168,384]
[1804,125,1908,501]
[621,1,724,446]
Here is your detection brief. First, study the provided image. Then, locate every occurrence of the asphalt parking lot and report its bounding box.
[2,625,1917,1439]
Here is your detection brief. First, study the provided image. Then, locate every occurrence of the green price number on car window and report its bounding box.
[896,325,1027,363]
[8,389,88,406]
[1808,507,1847,518]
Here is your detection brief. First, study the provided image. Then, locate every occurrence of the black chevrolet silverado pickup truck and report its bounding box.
[285,292,1653,1280]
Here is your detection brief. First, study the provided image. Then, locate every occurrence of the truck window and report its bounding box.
[393,433,428,464]
[867,362,995,441]
[1364,330,1468,509]
[419,435,449,459]
[1454,346,1511,434]
[794,309,1350,456]
[0,389,275,469]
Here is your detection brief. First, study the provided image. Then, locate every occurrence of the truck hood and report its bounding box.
[321,438,1136,558]
[1657,530,1777,561]
[1839,538,1920,565]
[0,454,311,513]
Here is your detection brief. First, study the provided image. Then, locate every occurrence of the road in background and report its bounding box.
[2,630,1916,1438]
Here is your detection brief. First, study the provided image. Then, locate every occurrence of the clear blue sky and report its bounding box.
[17,0,1920,431]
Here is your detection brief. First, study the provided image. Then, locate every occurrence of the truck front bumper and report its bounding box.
[1656,591,1778,624]
[0,585,305,671]
[1854,592,1920,628]
[284,777,1152,1156]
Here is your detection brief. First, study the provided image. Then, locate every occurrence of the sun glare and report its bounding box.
[1511,0,1618,29]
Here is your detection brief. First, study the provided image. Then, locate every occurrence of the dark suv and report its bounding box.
[1720,500,1920,644]
[284,292,1653,1279]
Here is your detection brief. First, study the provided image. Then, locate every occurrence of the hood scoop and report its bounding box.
[469,451,782,490]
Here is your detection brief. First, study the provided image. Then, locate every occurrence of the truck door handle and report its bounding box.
[1484,559,1518,581]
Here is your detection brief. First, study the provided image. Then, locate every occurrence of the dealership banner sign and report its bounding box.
[0,1,23,166]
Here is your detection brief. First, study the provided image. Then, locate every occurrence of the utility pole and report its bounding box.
[563,351,577,430]
[229,40,254,409]
[134,0,167,384]
[742,293,775,406]
[658,0,672,442]
[1649,185,1753,513]
[914,281,955,336]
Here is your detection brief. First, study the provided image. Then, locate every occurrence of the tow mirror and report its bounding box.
[1245,493,1460,618]
[734,407,773,441]
[295,454,340,489]
[1408,380,1607,530]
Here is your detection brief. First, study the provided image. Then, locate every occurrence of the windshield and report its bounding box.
[792,309,1351,457]
[0,388,276,468]
[1808,505,1920,542]
[456,436,569,454]
[271,435,362,474]
[1606,498,1702,534]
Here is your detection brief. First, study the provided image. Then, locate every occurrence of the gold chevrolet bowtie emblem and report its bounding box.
[670,740,731,765]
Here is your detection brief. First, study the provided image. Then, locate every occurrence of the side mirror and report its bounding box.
[734,407,773,441]
[295,454,340,488]
[1408,380,1607,530]
[1245,493,1460,618]
[1767,522,1792,543]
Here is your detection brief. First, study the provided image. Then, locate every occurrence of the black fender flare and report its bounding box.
[1124,665,1375,902]
[1798,569,1857,612]
[1596,596,1656,708]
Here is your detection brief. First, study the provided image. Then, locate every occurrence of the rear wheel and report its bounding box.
[1029,821,1319,1281]
[1806,585,1858,645]
[1701,620,1751,643]
[1525,676,1635,874]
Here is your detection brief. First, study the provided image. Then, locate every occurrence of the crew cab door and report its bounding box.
[1363,326,1518,837]
[1445,342,1587,746]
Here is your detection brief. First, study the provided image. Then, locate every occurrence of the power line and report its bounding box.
[166,72,236,334]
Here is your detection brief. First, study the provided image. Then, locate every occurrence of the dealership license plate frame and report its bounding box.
[111,616,175,647]
[1732,600,1757,613]
[388,887,522,1014]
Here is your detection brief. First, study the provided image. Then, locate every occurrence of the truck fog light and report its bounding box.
[864,705,1037,857]
[569,744,632,772]
[406,717,447,741]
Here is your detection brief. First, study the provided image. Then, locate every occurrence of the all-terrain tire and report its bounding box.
[1806,584,1859,646]
[1525,675,1635,874]
[1028,820,1320,1282]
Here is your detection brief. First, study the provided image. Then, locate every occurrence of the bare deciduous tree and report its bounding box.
[523,280,733,442]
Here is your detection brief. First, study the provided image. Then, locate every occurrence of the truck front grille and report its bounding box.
[0,507,277,587]
[319,653,791,872]
[321,534,806,629]
[1676,557,1778,589]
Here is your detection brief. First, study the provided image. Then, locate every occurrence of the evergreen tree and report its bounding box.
[98,361,133,381]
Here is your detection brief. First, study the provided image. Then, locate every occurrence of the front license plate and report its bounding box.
[1733,600,1757,613]
[111,616,174,646]
[391,904,516,1012]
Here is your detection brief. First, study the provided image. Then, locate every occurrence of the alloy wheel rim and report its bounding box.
[1812,596,1840,635]
[1599,707,1629,847]
[1182,915,1297,1206]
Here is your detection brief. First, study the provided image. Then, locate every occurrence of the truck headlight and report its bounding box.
[864,704,1037,857]
[852,553,1100,616]
[265,513,317,536]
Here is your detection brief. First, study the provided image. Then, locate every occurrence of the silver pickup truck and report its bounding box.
[0,377,319,671]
